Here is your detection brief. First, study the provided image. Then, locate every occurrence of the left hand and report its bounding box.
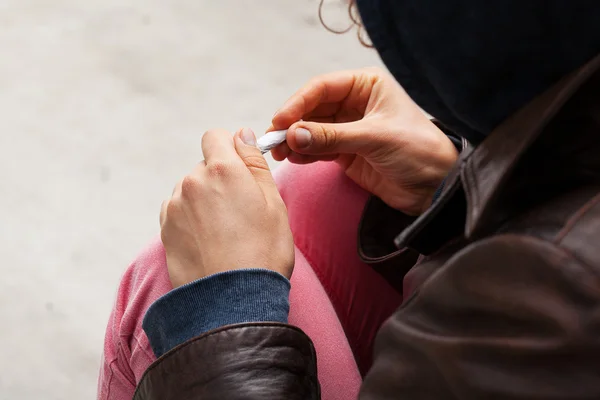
[160,128,295,289]
[269,68,458,216]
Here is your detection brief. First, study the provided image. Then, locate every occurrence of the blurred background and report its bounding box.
[0,0,381,398]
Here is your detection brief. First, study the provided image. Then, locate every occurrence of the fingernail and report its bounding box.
[294,128,312,148]
[241,127,256,146]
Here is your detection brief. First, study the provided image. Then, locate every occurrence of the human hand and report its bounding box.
[270,68,458,216]
[160,128,294,288]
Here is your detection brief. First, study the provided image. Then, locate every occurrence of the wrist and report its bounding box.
[143,269,291,357]
[431,129,460,182]
[417,127,461,213]
[397,123,459,216]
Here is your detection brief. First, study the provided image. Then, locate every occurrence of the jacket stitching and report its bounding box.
[466,157,479,214]
[554,192,600,243]
[403,233,600,316]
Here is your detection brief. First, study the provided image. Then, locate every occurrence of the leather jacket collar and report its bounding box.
[395,53,600,255]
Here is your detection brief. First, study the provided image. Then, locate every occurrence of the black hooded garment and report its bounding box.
[355,0,600,144]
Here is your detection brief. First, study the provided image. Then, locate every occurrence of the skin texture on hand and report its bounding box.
[270,68,458,216]
[160,128,294,288]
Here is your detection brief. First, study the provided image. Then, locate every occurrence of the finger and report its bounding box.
[234,128,279,197]
[271,141,291,161]
[272,71,357,130]
[160,199,168,227]
[269,111,336,127]
[310,103,365,124]
[287,151,339,165]
[303,116,336,124]
[171,178,183,196]
[201,129,240,164]
[304,102,342,119]
[276,103,358,125]
[286,119,377,156]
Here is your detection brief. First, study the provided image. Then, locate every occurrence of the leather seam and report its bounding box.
[555,245,600,280]
[554,192,600,243]
[465,157,479,215]
[521,233,600,284]
[356,195,412,263]
[356,195,374,261]
[394,173,462,249]
[359,247,409,263]
[404,233,600,313]
[515,234,599,276]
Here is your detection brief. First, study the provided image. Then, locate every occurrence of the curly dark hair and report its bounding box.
[318,0,372,47]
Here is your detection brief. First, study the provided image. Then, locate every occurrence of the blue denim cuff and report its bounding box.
[142,269,291,357]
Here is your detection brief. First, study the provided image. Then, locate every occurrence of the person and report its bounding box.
[99,0,600,399]
[98,69,436,400]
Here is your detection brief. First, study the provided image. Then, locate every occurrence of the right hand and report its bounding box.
[270,68,458,216]
[160,128,295,288]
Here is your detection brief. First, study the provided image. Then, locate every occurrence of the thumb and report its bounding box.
[286,120,377,156]
[234,128,279,197]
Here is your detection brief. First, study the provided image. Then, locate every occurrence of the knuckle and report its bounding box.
[180,175,201,198]
[207,160,236,178]
[160,229,168,245]
[165,198,182,218]
[359,67,385,87]
[201,129,216,144]
[305,77,328,100]
[306,76,322,88]
[201,129,232,149]
[313,80,328,100]
[321,125,338,150]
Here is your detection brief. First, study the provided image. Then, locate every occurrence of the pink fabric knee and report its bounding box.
[276,161,402,374]
[97,161,363,400]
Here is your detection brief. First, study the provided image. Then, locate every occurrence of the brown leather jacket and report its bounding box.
[133,55,600,400]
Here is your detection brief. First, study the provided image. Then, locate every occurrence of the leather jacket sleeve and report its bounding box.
[361,234,600,399]
[133,322,320,400]
[134,234,600,399]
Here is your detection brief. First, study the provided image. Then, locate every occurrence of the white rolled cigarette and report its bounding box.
[257,129,288,154]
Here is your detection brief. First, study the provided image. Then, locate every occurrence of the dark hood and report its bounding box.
[356,0,600,144]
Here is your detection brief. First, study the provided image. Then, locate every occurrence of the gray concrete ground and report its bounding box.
[0,0,381,398]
